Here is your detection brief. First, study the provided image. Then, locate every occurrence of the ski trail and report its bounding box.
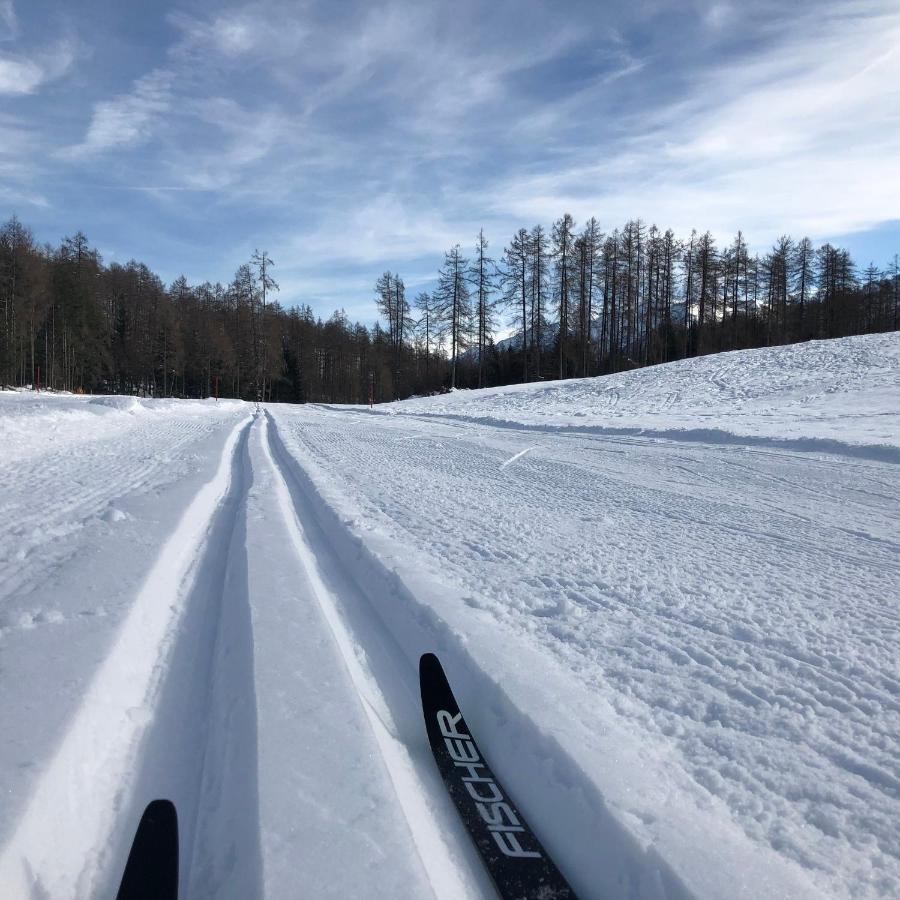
[260,413,485,900]
[246,418,432,897]
[349,407,900,464]
[0,414,253,900]
[107,415,262,900]
[0,404,245,615]
[268,406,840,899]
[272,396,897,898]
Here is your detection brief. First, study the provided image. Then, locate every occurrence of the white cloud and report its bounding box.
[0,183,48,208]
[0,56,40,93]
[0,113,47,207]
[484,3,900,246]
[0,38,76,94]
[65,69,174,157]
[145,95,297,192]
[168,6,309,58]
[703,3,734,30]
[283,192,469,268]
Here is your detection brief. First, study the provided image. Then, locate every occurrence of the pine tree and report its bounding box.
[434,245,470,389]
[502,227,530,382]
[415,291,436,381]
[577,218,602,375]
[792,237,815,337]
[469,229,497,389]
[529,225,549,378]
[552,213,576,379]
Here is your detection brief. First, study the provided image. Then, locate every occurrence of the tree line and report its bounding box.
[393,219,898,391]
[1,214,897,404]
[0,218,407,403]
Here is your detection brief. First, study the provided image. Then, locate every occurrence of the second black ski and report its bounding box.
[116,798,179,900]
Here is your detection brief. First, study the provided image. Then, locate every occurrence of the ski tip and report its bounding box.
[419,651,440,674]
[117,799,179,900]
[418,651,579,899]
[419,652,448,692]
[144,797,177,820]
[135,799,178,842]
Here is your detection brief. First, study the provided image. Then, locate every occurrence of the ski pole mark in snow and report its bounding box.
[499,447,534,469]
[0,414,252,899]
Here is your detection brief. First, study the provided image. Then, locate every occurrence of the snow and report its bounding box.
[0,333,898,899]
[387,333,900,461]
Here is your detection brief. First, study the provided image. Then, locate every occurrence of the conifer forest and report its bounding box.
[1,215,897,403]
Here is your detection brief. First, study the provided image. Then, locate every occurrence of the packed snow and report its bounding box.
[0,333,897,899]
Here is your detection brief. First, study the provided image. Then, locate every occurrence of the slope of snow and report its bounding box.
[389,334,900,459]
[272,333,900,897]
[0,333,897,899]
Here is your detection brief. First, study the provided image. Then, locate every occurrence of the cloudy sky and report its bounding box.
[1,0,898,322]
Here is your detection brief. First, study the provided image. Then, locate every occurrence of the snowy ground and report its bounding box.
[0,333,898,899]
[392,333,900,460]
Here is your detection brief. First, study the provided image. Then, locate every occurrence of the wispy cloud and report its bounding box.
[0,183,48,208]
[0,107,49,207]
[64,69,174,157]
[168,5,310,58]
[485,1,900,246]
[287,192,469,266]
[168,97,292,190]
[702,2,735,31]
[0,37,76,94]
[6,0,899,315]
[0,0,17,40]
[0,56,41,93]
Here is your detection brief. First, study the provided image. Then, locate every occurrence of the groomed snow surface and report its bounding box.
[0,333,897,899]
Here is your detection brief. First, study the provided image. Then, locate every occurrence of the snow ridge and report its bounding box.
[382,333,900,459]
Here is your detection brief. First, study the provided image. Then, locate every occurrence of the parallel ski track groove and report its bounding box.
[260,412,483,900]
[0,415,253,900]
[265,409,701,900]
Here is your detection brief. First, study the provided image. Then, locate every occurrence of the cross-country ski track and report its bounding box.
[1,334,898,899]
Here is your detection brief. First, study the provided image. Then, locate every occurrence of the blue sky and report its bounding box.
[1,0,898,324]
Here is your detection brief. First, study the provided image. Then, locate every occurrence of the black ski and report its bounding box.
[116,799,179,900]
[419,652,576,899]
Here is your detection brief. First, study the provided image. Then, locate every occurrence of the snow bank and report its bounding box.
[0,393,243,464]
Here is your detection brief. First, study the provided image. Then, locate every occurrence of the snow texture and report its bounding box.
[0,333,897,899]
[390,333,900,462]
